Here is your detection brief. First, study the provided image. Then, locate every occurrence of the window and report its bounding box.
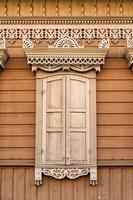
[35,72,97,186]
[24,44,108,186]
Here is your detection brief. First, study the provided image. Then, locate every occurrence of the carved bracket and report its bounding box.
[125,48,133,70]
[0,49,8,69]
[35,167,97,186]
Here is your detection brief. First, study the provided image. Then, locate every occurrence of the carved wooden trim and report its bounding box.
[0,17,132,46]
[125,48,133,70]
[0,16,133,25]
[24,47,108,72]
[0,49,8,69]
[35,73,97,186]
[35,167,97,186]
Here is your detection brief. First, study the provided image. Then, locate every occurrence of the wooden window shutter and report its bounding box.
[42,75,66,165]
[66,75,90,165]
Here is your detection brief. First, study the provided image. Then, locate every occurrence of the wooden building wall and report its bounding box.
[0,57,133,166]
[0,0,133,198]
[0,167,133,200]
[0,55,133,199]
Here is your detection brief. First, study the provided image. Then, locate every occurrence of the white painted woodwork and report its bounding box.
[66,75,90,165]
[42,75,65,164]
[35,72,97,185]
[41,74,91,165]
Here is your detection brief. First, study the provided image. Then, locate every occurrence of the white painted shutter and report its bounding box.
[66,75,90,165]
[42,75,65,165]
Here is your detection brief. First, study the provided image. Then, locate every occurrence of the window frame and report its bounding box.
[35,71,97,185]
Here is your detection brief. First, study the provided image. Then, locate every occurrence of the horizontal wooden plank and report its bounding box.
[0,113,35,124]
[97,68,133,80]
[107,47,125,58]
[0,103,35,113]
[0,91,35,102]
[98,114,133,125]
[97,103,133,113]
[103,58,128,69]
[98,160,133,166]
[0,148,34,160]
[97,80,133,91]
[98,149,133,160]
[0,69,35,80]
[0,125,35,136]
[7,47,25,58]
[97,91,133,102]
[0,80,35,91]
[5,59,28,69]
[0,160,34,165]
[98,137,133,148]
[0,136,34,147]
[97,126,133,137]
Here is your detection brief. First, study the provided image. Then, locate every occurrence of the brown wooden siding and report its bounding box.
[0,58,133,165]
[0,59,35,165]
[97,58,133,165]
[0,167,132,200]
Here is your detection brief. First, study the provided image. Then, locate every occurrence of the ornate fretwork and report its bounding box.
[0,50,8,69]
[49,36,83,48]
[0,27,133,45]
[126,37,133,48]
[24,47,108,72]
[125,48,133,70]
[98,38,110,48]
[22,37,33,48]
[0,37,6,49]
[0,17,132,45]
[35,167,97,186]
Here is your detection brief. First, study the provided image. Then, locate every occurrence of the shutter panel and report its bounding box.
[42,75,65,165]
[66,75,90,165]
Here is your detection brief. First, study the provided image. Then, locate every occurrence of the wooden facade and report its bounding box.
[0,0,133,199]
[0,57,133,166]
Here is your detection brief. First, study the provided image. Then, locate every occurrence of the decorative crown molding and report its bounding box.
[0,17,132,46]
[24,47,108,72]
[0,49,8,69]
[0,16,133,25]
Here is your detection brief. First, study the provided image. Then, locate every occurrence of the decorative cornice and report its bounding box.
[0,17,132,45]
[0,16,133,25]
[0,49,8,69]
[24,47,108,72]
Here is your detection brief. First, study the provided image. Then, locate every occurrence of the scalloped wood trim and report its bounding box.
[24,47,108,72]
